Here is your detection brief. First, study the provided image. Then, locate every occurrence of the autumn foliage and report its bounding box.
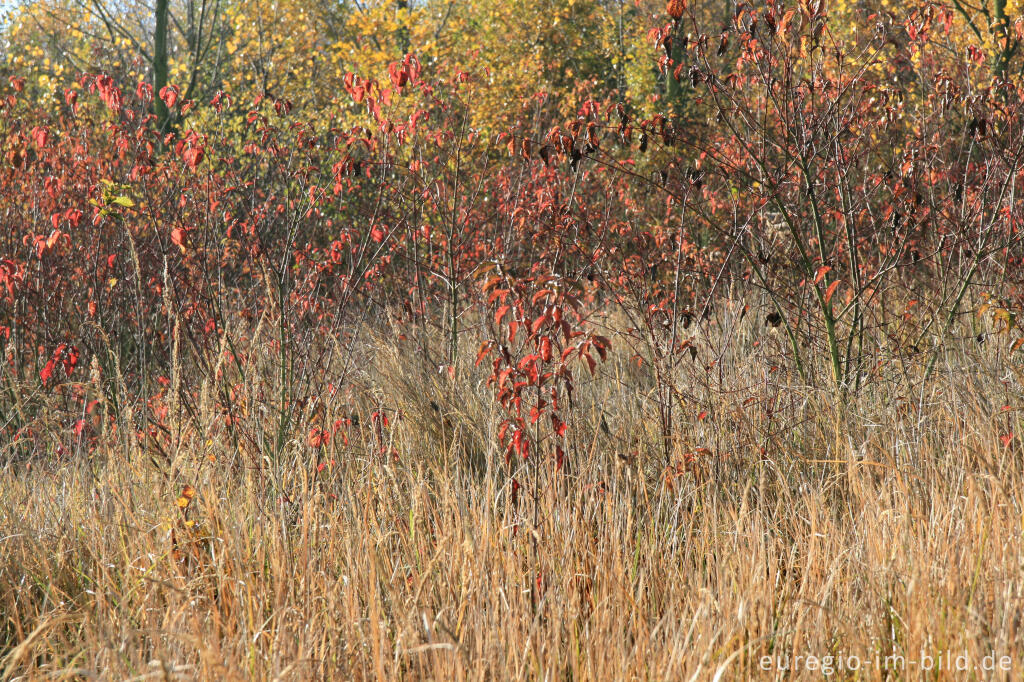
[2,0,1024,676]
[1,0,1023,473]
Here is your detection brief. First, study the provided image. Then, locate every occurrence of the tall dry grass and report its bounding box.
[2,307,1023,680]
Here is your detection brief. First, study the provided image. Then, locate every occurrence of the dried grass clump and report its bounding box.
[2,318,1023,680]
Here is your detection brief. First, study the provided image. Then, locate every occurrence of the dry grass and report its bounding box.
[2,311,1023,680]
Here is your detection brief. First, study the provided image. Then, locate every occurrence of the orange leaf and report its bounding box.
[824,280,841,303]
[171,228,187,252]
[175,484,196,509]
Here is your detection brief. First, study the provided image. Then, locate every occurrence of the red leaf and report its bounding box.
[31,126,49,148]
[814,265,831,284]
[518,355,540,383]
[39,343,77,386]
[512,430,524,455]
[40,358,56,386]
[540,336,552,362]
[388,62,409,89]
[63,345,79,375]
[1001,432,1014,448]
[583,352,596,375]
[495,304,511,327]
[159,85,179,109]
[182,146,204,169]
[308,427,330,448]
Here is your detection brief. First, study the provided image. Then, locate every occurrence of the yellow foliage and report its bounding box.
[7,0,1019,136]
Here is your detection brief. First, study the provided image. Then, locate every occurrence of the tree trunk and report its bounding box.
[154,0,170,134]
[666,30,685,115]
